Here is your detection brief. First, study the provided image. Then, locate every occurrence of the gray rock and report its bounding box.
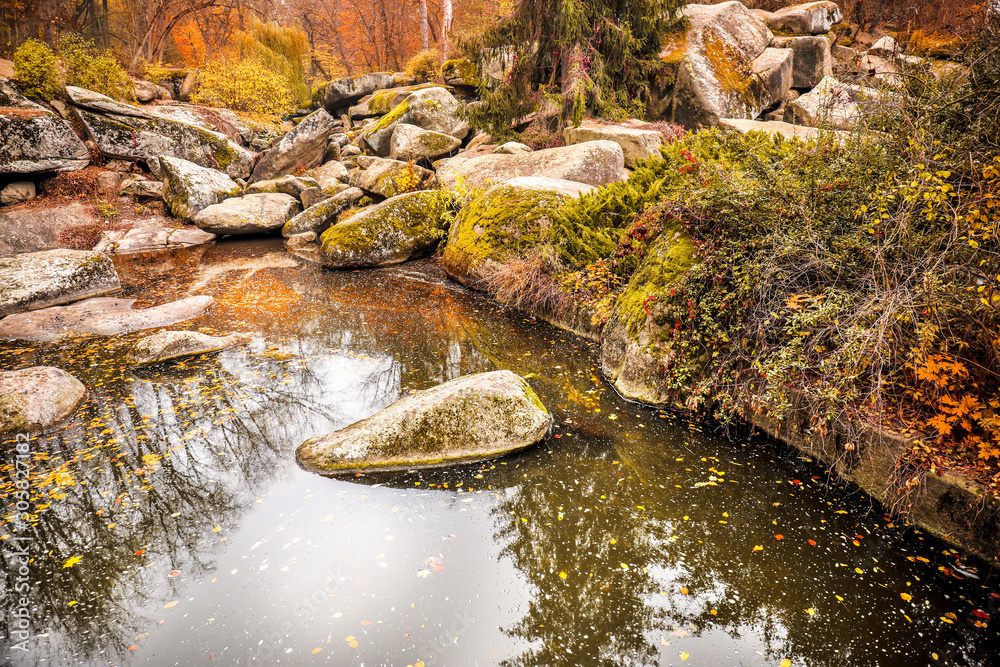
[251,109,337,182]
[389,123,462,162]
[299,188,329,209]
[349,85,439,118]
[282,187,363,237]
[868,35,901,58]
[772,35,833,89]
[320,72,398,111]
[309,160,350,193]
[72,105,255,179]
[296,370,552,474]
[193,193,302,235]
[493,141,532,154]
[562,121,664,169]
[785,75,882,129]
[832,44,858,66]
[320,190,451,269]
[95,170,126,195]
[66,85,146,118]
[363,87,470,157]
[0,295,215,341]
[718,118,844,141]
[351,157,436,198]
[126,330,246,365]
[133,79,161,103]
[246,174,322,201]
[0,79,90,174]
[0,203,98,257]
[286,231,317,245]
[656,2,772,128]
[766,1,843,35]
[94,217,215,253]
[0,366,87,434]
[435,140,625,190]
[145,103,252,145]
[160,155,241,220]
[1,181,36,206]
[857,54,903,87]
[0,249,121,317]
[120,176,165,199]
[751,48,794,108]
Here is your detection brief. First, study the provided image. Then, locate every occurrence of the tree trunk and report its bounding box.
[420,0,429,50]
[441,0,453,59]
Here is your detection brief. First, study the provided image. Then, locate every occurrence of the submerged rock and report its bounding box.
[193,193,302,236]
[0,295,214,342]
[0,366,87,434]
[94,218,216,254]
[126,330,247,365]
[296,369,552,474]
[0,249,121,317]
[435,140,625,190]
[320,190,452,268]
[160,155,241,220]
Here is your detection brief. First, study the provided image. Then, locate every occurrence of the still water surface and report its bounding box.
[1,239,997,666]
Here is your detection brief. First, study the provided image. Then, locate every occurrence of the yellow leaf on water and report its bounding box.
[780,660,792,667]
[212,526,221,533]
[854,568,864,574]
[753,545,764,552]
[680,587,689,595]
[312,648,323,654]
[559,572,568,579]
[805,608,816,616]
[681,652,690,661]
[164,601,178,608]
[63,555,81,568]
[901,593,912,601]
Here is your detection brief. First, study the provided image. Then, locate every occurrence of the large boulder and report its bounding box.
[296,370,552,474]
[0,79,89,174]
[94,217,216,254]
[766,1,843,35]
[0,295,215,342]
[750,47,795,107]
[785,75,880,129]
[145,103,253,145]
[0,203,99,257]
[442,176,594,287]
[657,2,773,128]
[251,109,337,182]
[362,87,470,156]
[193,193,302,235]
[319,190,452,269]
[282,186,363,237]
[348,83,448,118]
[389,123,462,162]
[435,140,625,190]
[246,174,322,201]
[0,249,121,317]
[562,121,664,168]
[308,161,350,193]
[66,85,146,117]
[160,155,241,220]
[126,330,247,365]
[69,92,255,178]
[0,367,87,434]
[772,35,833,89]
[320,72,398,112]
[351,157,436,198]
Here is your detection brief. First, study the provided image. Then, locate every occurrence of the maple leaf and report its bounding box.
[63,555,81,568]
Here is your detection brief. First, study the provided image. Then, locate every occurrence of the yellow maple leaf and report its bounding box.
[63,555,81,568]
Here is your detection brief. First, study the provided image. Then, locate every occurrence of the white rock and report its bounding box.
[193,193,302,235]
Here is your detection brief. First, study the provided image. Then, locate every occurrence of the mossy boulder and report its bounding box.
[126,330,247,365]
[296,369,552,474]
[348,83,450,118]
[351,156,436,198]
[71,102,255,178]
[435,140,626,191]
[66,85,145,118]
[283,186,363,237]
[441,59,478,87]
[0,78,89,174]
[653,2,772,128]
[0,249,121,317]
[363,87,470,157]
[250,109,337,183]
[600,227,697,406]
[441,176,594,287]
[160,155,241,221]
[319,190,452,269]
[389,123,462,162]
[0,366,87,434]
[192,193,302,236]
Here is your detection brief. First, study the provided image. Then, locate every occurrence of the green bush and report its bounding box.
[12,39,61,100]
[405,49,440,83]
[58,33,134,101]
[192,58,295,116]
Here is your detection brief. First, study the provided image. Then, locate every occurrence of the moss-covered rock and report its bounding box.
[160,155,241,221]
[283,186,363,237]
[348,83,451,118]
[363,87,469,157]
[351,156,436,198]
[0,366,87,434]
[296,370,552,474]
[319,190,453,269]
[389,123,462,161]
[0,249,121,317]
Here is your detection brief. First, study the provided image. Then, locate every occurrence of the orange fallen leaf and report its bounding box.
[775,535,784,541]
[312,648,323,654]
[128,645,138,651]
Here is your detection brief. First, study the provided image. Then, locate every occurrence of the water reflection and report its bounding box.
[1,239,997,666]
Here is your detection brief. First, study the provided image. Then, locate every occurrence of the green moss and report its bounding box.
[370,97,412,134]
[441,58,479,84]
[419,131,457,154]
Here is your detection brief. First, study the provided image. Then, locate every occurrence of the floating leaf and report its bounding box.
[805,608,816,616]
[972,609,989,620]
[901,593,912,602]
[753,545,764,552]
[168,570,180,577]
[63,555,81,568]
[164,601,178,608]
[680,586,689,595]
[681,652,690,661]
[775,535,784,541]
[780,660,792,667]
[559,572,568,579]
[312,648,323,654]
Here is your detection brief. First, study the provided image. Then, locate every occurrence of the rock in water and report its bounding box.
[126,330,247,365]
[0,366,87,434]
[193,193,302,236]
[296,370,552,474]
[319,191,451,268]
[0,249,121,317]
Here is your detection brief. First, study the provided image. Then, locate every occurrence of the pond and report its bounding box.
[1,239,997,666]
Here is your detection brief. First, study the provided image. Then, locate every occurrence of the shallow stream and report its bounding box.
[1,239,998,666]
